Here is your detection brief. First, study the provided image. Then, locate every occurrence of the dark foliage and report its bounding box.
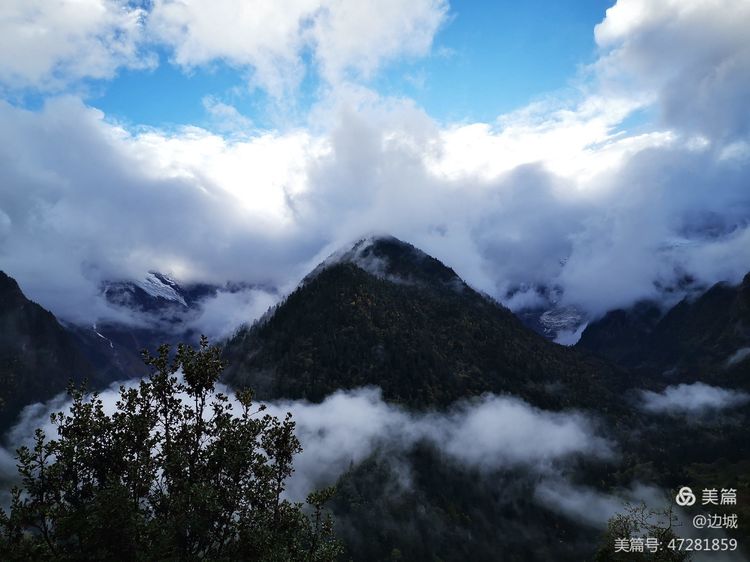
[221,242,750,560]
[0,338,341,561]
[330,444,601,562]
[3,245,749,560]
[0,272,99,429]
[224,256,632,413]
[578,272,750,390]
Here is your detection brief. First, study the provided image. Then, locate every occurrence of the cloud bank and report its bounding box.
[595,0,750,141]
[265,388,612,500]
[0,0,749,336]
[534,479,664,528]
[1,385,611,503]
[1,89,748,328]
[640,383,750,415]
[0,0,448,95]
[151,0,448,95]
[726,347,750,367]
[0,0,151,91]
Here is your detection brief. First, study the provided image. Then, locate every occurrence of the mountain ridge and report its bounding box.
[223,237,633,412]
[577,271,750,389]
[0,271,99,428]
[303,235,470,293]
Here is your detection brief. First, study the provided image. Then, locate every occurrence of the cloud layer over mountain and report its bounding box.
[0,383,612,507]
[0,0,749,335]
[640,383,750,415]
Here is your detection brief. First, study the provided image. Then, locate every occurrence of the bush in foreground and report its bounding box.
[0,337,341,561]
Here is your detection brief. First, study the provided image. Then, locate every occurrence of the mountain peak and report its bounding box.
[0,271,36,314]
[0,270,23,296]
[136,271,188,307]
[308,235,467,293]
[0,271,97,428]
[224,237,628,411]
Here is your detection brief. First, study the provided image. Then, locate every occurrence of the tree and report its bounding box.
[0,337,341,561]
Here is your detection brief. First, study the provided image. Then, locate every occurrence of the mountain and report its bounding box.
[57,273,215,386]
[577,272,750,389]
[3,248,748,560]
[515,301,586,344]
[66,272,270,381]
[223,236,632,412]
[576,273,750,556]
[101,271,219,315]
[64,323,150,383]
[89,272,219,352]
[222,237,749,560]
[0,269,261,430]
[0,272,99,428]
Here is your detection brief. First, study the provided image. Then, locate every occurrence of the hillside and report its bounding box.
[223,237,633,412]
[222,239,749,559]
[0,272,99,427]
[578,272,750,389]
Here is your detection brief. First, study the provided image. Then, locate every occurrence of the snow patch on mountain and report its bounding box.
[136,272,188,307]
[510,284,587,345]
[305,236,409,284]
[539,306,582,333]
[306,235,467,296]
[313,236,391,273]
[92,323,114,349]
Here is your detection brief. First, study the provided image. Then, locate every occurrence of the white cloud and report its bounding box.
[418,394,611,469]
[535,479,664,528]
[271,389,611,500]
[2,384,611,502]
[726,347,750,367]
[147,0,312,96]
[0,0,151,91]
[594,0,750,141]
[202,96,254,133]
[1,88,750,329]
[128,119,324,223]
[148,0,448,95]
[427,95,666,184]
[0,96,322,323]
[185,288,278,341]
[0,0,447,97]
[2,1,750,332]
[308,0,448,84]
[640,383,750,415]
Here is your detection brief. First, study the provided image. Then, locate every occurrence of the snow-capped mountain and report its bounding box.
[64,272,277,381]
[509,284,587,344]
[311,236,587,344]
[305,235,469,293]
[101,271,218,314]
[135,272,188,306]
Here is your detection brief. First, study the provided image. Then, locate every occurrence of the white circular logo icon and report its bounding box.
[675,486,696,506]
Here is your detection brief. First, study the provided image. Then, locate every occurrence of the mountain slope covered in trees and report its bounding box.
[0,272,100,427]
[223,237,633,413]
[577,272,750,390]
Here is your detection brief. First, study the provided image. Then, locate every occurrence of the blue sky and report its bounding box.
[83,0,616,129]
[373,0,615,122]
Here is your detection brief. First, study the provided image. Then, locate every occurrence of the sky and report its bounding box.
[1,0,750,333]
